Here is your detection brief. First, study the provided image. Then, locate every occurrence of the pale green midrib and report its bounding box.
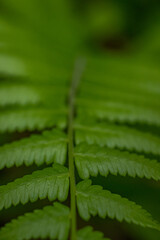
[68,58,86,240]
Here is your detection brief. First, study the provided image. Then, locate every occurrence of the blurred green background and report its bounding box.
[75,0,160,59]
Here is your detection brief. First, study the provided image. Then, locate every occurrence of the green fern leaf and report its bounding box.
[0,84,40,106]
[0,108,67,133]
[78,82,160,108]
[0,164,69,210]
[85,59,160,96]
[0,202,70,240]
[75,121,160,154]
[76,180,160,230]
[0,129,67,169]
[75,143,160,180]
[0,83,67,107]
[77,98,160,126]
[78,226,110,240]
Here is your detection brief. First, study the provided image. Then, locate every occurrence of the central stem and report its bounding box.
[68,58,86,240]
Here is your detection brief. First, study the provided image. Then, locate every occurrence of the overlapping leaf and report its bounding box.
[77,98,160,126]
[75,121,160,155]
[0,107,67,133]
[0,164,69,210]
[75,143,160,179]
[0,202,70,240]
[0,129,67,169]
[76,180,160,231]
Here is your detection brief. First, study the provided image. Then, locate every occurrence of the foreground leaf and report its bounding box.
[0,202,70,240]
[76,180,160,231]
[0,164,69,210]
[0,108,67,133]
[0,129,68,169]
[75,143,160,180]
[75,122,160,155]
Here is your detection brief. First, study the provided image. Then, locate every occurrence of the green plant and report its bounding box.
[0,1,160,240]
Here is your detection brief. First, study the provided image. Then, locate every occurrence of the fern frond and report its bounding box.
[77,98,160,126]
[75,143,160,180]
[75,121,160,155]
[76,180,160,230]
[0,202,70,240]
[0,164,69,210]
[0,129,67,169]
[0,1,160,239]
[78,226,110,240]
[0,108,67,133]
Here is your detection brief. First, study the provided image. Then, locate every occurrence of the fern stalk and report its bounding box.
[68,58,86,240]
